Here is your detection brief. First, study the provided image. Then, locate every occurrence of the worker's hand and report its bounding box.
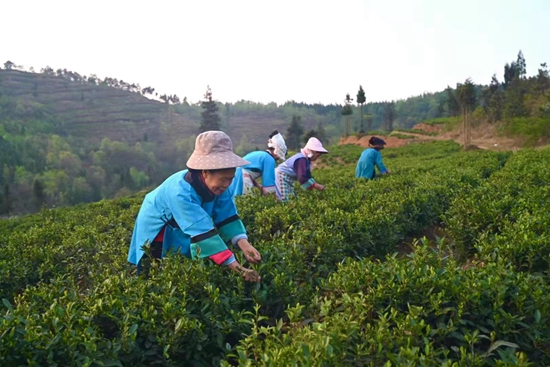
[314,183,325,191]
[228,261,261,282]
[237,239,262,263]
[241,268,261,282]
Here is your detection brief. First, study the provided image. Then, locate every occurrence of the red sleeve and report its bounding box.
[208,249,233,265]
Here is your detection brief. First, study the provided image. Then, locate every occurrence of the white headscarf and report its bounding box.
[268,132,287,161]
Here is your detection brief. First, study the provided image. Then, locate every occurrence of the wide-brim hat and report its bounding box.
[304,137,328,153]
[186,131,250,170]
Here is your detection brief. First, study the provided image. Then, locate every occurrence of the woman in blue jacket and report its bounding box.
[355,136,391,179]
[128,131,261,282]
[232,130,287,197]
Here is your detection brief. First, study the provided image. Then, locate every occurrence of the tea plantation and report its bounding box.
[1,141,549,366]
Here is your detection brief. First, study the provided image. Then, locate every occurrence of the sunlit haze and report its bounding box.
[2,0,549,105]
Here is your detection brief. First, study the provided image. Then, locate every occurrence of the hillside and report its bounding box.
[0,69,322,146]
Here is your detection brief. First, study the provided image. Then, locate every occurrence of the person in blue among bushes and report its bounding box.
[128,131,262,282]
[231,130,287,197]
[355,136,391,179]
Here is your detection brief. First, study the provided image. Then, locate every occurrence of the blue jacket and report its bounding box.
[128,170,246,266]
[355,148,388,179]
[231,150,277,196]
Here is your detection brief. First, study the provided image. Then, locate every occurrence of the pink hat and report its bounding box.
[186,131,250,170]
[304,137,328,153]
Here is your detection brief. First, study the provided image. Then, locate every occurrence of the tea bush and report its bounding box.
[1,141,549,366]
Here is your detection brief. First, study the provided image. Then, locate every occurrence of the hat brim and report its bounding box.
[313,147,328,153]
[186,152,250,170]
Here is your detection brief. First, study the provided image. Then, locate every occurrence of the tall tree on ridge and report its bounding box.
[384,101,396,131]
[341,93,353,136]
[456,78,476,149]
[286,115,304,150]
[199,85,221,133]
[356,86,366,132]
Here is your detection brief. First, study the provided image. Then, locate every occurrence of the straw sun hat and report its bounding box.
[186,131,250,170]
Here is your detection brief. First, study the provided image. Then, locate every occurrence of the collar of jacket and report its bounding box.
[185,170,216,203]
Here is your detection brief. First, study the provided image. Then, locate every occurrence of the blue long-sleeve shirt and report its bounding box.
[128,170,247,267]
[231,150,277,196]
[355,148,388,179]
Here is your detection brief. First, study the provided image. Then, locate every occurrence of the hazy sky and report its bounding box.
[2,0,549,105]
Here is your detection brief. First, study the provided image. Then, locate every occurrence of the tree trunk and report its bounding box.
[462,107,467,149]
[360,104,364,132]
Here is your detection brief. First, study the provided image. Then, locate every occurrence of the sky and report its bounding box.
[2,0,549,105]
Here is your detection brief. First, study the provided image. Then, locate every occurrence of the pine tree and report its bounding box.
[2,183,11,217]
[516,50,526,79]
[484,75,504,123]
[315,122,328,144]
[456,78,477,149]
[33,179,45,211]
[341,93,353,135]
[286,115,304,150]
[199,86,221,132]
[303,129,317,144]
[356,86,366,132]
[445,86,460,116]
[384,102,396,131]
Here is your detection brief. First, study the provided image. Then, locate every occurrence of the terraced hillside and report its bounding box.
[0,69,320,146]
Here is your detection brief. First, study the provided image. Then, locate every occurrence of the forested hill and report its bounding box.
[1,50,548,216]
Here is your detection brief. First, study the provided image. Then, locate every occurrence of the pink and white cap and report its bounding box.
[304,137,328,153]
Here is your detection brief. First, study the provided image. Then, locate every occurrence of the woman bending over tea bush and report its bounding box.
[128,131,262,282]
[275,137,329,202]
[355,136,391,180]
[231,130,287,197]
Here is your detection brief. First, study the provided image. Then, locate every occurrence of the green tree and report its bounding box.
[199,85,221,132]
[303,129,317,144]
[364,114,374,132]
[384,102,396,131]
[286,115,304,150]
[315,122,328,144]
[456,78,477,149]
[32,179,45,210]
[515,50,526,79]
[341,94,353,135]
[356,86,366,132]
[3,61,15,70]
[503,86,528,120]
[2,183,12,217]
[536,63,550,95]
[504,63,519,89]
[483,75,504,123]
[445,86,459,116]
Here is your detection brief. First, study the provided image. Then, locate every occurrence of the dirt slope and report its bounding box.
[339,122,526,151]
